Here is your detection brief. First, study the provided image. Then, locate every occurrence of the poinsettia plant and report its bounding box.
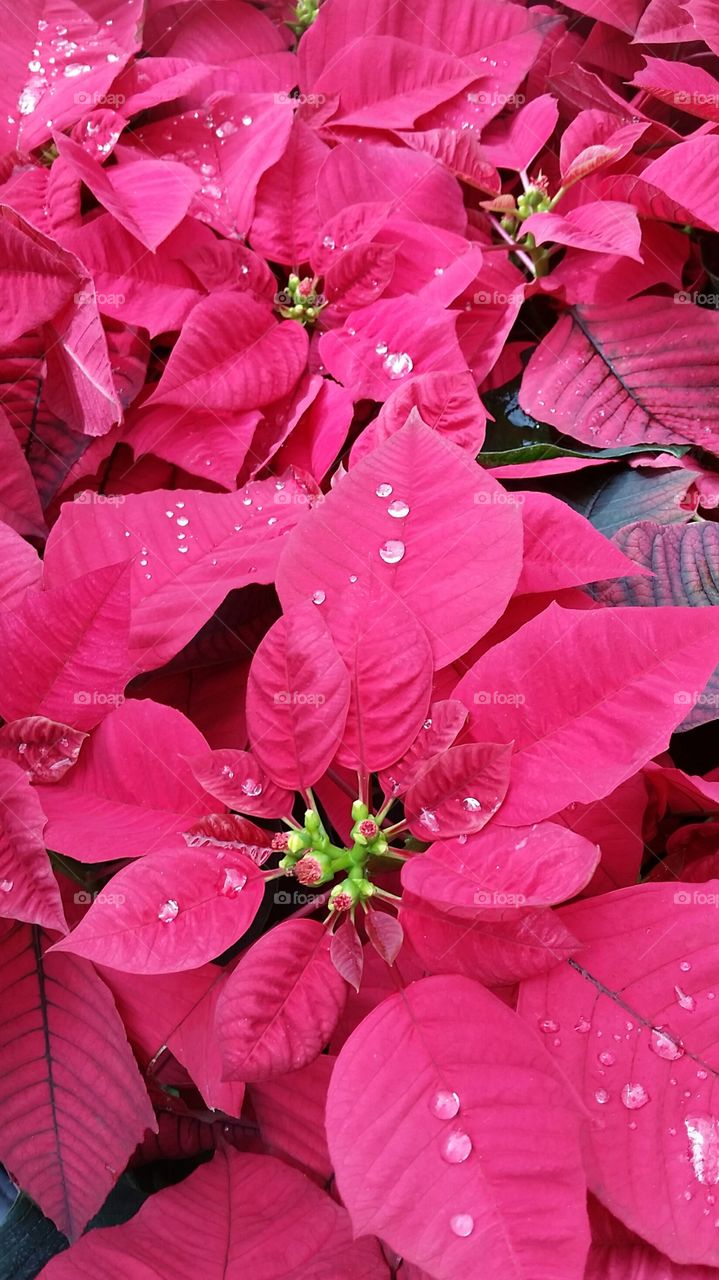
[3,0,719,1277]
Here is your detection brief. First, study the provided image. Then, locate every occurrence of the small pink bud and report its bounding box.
[271,832,290,851]
[295,855,324,885]
[297,277,314,297]
[358,819,378,840]
[331,890,354,912]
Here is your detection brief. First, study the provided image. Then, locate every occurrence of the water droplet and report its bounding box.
[595,1089,610,1104]
[441,1129,472,1164]
[383,351,413,379]
[241,114,252,126]
[387,499,410,518]
[680,961,692,972]
[375,341,388,355]
[379,539,405,564]
[621,1083,650,1110]
[241,779,263,797]
[419,808,440,833]
[221,868,247,896]
[158,899,179,924]
[349,574,358,583]
[686,1116,719,1185]
[449,1214,474,1238]
[462,796,481,813]
[539,1019,559,1034]
[599,1051,616,1067]
[430,1089,460,1119]
[322,235,335,250]
[675,985,697,1011]
[375,483,393,498]
[176,516,189,527]
[178,544,189,554]
[0,879,13,893]
[165,509,174,518]
[698,1070,709,1080]
[312,590,326,605]
[175,501,185,509]
[650,1027,684,1060]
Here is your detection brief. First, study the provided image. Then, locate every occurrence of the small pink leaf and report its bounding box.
[182,814,273,866]
[186,748,294,818]
[379,699,468,799]
[246,604,351,790]
[405,742,512,839]
[0,717,86,784]
[365,908,404,966]
[0,761,67,933]
[216,920,347,1081]
[330,918,364,992]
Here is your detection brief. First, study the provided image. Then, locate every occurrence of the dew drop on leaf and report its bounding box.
[419,808,439,833]
[375,483,393,498]
[621,1083,650,1110]
[312,590,326,605]
[462,796,481,812]
[574,1016,591,1033]
[158,899,179,924]
[675,985,696,1011]
[441,1129,472,1164]
[241,779,263,797]
[0,879,13,893]
[598,1051,616,1067]
[379,539,405,564]
[450,1214,474,1238]
[595,1089,610,1105]
[685,1115,719,1185]
[538,1018,559,1034]
[221,868,247,896]
[430,1089,460,1120]
[383,351,413,379]
[650,1027,684,1060]
[387,499,410,518]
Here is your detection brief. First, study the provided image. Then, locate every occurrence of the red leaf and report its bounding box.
[51,848,264,974]
[328,577,433,772]
[182,813,273,866]
[378,698,468,799]
[246,604,350,790]
[277,416,523,668]
[0,921,155,1239]
[326,975,589,1279]
[186,748,294,819]
[248,1055,334,1180]
[405,742,513,839]
[365,907,404,965]
[216,920,347,1081]
[456,603,719,825]
[0,760,66,932]
[516,491,649,595]
[0,716,86,784]
[39,1148,386,1278]
[518,883,719,1266]
[330,917,364,991]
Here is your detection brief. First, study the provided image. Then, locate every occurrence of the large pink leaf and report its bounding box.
[36,700,217,861]
[516,491,647,595]
[186,748,294,819]
[39,1148,385,1278]
[147,292,308,412]
[54,135,198,251]
[401,822,600,917]
[0,411,45,538]
[400,890,580,986]
[404,742,512,839]
[327,974,589,1279]
[640,136,719,234]
[251,119,329,264]
[0,760,66,932]
[51,848,264,974]
[166,970,245,1115]
[517,883,719,1266]
[0,921,155,1239]
[43,475,309,667]
[455,603,719,825]
[350,371,487,467]
[246,604,350,790]
[216,920,347,1081]
[632,58,719,124]
[248,1055,333,1180]
[326,578,433,772]
[520,297,719,450]
[276,417,523,668]
[0,562,132,730]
